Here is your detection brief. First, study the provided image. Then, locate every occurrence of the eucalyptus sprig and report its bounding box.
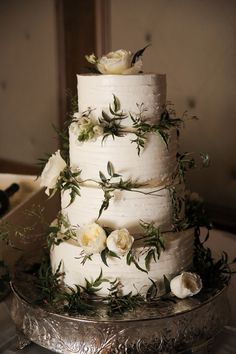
[37,258,95,314]
[99,95,128,141]
[62,285,96,314]
[126,249,147,273]
[76,251,93,266]
[101,247,120,267]
[71,96,187,158]
[193,228,234,290]
[54,91,78,162]
[146,275,172,301]
[97,161,144,218]
[38,258,63,305]
[168,185,185,224]
[57,166,82,206]
[130,105,183,155]
[173,152,210,182]
[107,279,144,315]
[83,269,109,295]
[173,195,212,232]
[46,212,76,248]
[130,103,149,154]
[139,221,165,271]
[97,161,172,218]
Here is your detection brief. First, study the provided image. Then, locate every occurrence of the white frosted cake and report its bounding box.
[41,49,198,299]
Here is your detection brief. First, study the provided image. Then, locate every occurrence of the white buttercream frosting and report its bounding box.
[77,73,166,127]
[61,183,184,234]
[51,228,194,296]
[69,126,178,183]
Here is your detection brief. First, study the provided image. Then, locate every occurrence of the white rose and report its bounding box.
[77,223,107,255]
[40,150,66,195]
[106,228,134,256]
[170,272,202,299]
[97,49,133,75]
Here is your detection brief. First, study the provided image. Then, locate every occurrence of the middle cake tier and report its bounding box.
[61,182,184,234]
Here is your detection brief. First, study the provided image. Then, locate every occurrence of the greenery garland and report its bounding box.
[74,95,187,156]
[29,220,234,316]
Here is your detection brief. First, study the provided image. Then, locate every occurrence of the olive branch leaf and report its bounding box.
[99,95,128,142]
[101,248,120,267]
[139,221,166,271]
[97,161,145,219]
[57,167,82,206]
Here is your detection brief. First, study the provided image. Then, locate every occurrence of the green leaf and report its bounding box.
[145,249,156,271]
[109,250,120,259]
[163,275,171,293]
[101,248,109,267]
[102,110,111,122]
[107,161,114,177]
[146,278,158,300]
[84,269,109,294]
[126,251,147,273]
[99,171,107,183]
[131,44,150,65]
[101,248,120,265]
[157,129,169,148]
[112,94,120,112]
[97,192,112,219]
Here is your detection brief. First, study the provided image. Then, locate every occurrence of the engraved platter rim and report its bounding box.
[9,275,230,354]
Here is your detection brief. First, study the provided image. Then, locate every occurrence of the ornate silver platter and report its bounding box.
[10,277,229,354]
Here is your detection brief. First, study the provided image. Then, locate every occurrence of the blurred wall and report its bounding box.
[0,0,59,165]
[111,0,236,210]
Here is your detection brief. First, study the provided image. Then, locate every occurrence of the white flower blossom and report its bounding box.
[71,114,103,142]
[96,49,142,75]
[40,150,66,195]
[106,228,134,256]
[170,272,202,299]
[77,223,107,255]
[92,124,104,137]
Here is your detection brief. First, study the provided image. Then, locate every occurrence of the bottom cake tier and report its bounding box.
[50,228,194,296]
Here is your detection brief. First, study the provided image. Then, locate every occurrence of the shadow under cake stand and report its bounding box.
[9,277,229,354]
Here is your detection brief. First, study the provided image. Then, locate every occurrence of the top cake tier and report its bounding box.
[77,73,166,126]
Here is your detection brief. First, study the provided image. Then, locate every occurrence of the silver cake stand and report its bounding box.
[9,275,230,354]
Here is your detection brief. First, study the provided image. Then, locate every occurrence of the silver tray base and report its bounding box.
[10,280,229,354]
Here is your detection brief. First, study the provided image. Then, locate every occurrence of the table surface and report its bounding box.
[1,228,236,354]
